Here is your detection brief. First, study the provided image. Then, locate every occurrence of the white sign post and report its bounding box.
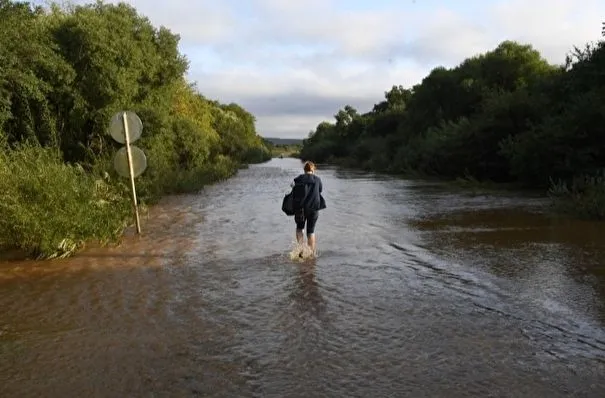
[109,111,147,234]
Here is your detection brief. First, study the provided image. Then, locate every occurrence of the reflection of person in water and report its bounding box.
[291,263,326,316]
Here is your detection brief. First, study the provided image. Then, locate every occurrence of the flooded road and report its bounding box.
[1,157,605,397]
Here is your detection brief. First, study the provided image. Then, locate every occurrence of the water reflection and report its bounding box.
[289,262,326,317]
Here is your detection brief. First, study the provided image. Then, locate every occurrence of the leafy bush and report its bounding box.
[548,172,605,220]
[0,144,130,258]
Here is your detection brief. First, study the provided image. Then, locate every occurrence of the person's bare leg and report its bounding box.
[296,228,304,244]
[307,233,316,255]
[295,229,305,257]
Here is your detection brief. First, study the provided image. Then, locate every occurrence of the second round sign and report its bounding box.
[113,146,148,178]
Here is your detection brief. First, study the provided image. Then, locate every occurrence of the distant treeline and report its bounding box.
[261,137,302,158]
[0,0,271,258]
[263,137,303,146]
[300,26,605,220]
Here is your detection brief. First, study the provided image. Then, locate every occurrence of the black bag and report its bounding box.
[282,191,295,216]
[282,180,310,216]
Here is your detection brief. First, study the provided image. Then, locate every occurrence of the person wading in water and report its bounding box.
[291,161,326,256]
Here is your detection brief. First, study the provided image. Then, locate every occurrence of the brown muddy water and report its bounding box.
[1,157,605,397]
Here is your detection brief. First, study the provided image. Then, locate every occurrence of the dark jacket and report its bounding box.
[293,173,326,212]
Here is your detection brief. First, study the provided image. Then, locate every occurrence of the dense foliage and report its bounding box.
[0,0,271,258]
[300,29,605,219]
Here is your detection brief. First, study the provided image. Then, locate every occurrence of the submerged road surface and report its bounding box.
[1,157,605,397]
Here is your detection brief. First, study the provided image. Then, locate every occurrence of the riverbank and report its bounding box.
[318,155,605,220]
[0,145,268,261]
[266,143,302,159]
[273,148,301,159]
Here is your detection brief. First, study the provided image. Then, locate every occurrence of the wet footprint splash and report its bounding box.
[288,241,319,262]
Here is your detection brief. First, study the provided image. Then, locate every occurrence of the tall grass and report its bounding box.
[0,144,131,259]
[548,171,605,220]
[157,154,240,195]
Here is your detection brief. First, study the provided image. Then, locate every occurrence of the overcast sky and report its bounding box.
[38,0,605,138]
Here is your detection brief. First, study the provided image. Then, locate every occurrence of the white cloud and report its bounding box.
[189,63,426,99]
[112,0,239,44]
[487,0,604,62]
[255,115,328,138]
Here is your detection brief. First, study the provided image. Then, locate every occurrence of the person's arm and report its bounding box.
[318,177,323,193]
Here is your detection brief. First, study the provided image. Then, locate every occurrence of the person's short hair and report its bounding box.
[303,161,316,173]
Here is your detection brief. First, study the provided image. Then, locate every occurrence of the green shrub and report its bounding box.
[0,144,131,259]
[163,154,239,194]
[548,172,605,220]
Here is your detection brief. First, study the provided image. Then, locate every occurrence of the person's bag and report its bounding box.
[282,191,295,216]
[319,194,326,210]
